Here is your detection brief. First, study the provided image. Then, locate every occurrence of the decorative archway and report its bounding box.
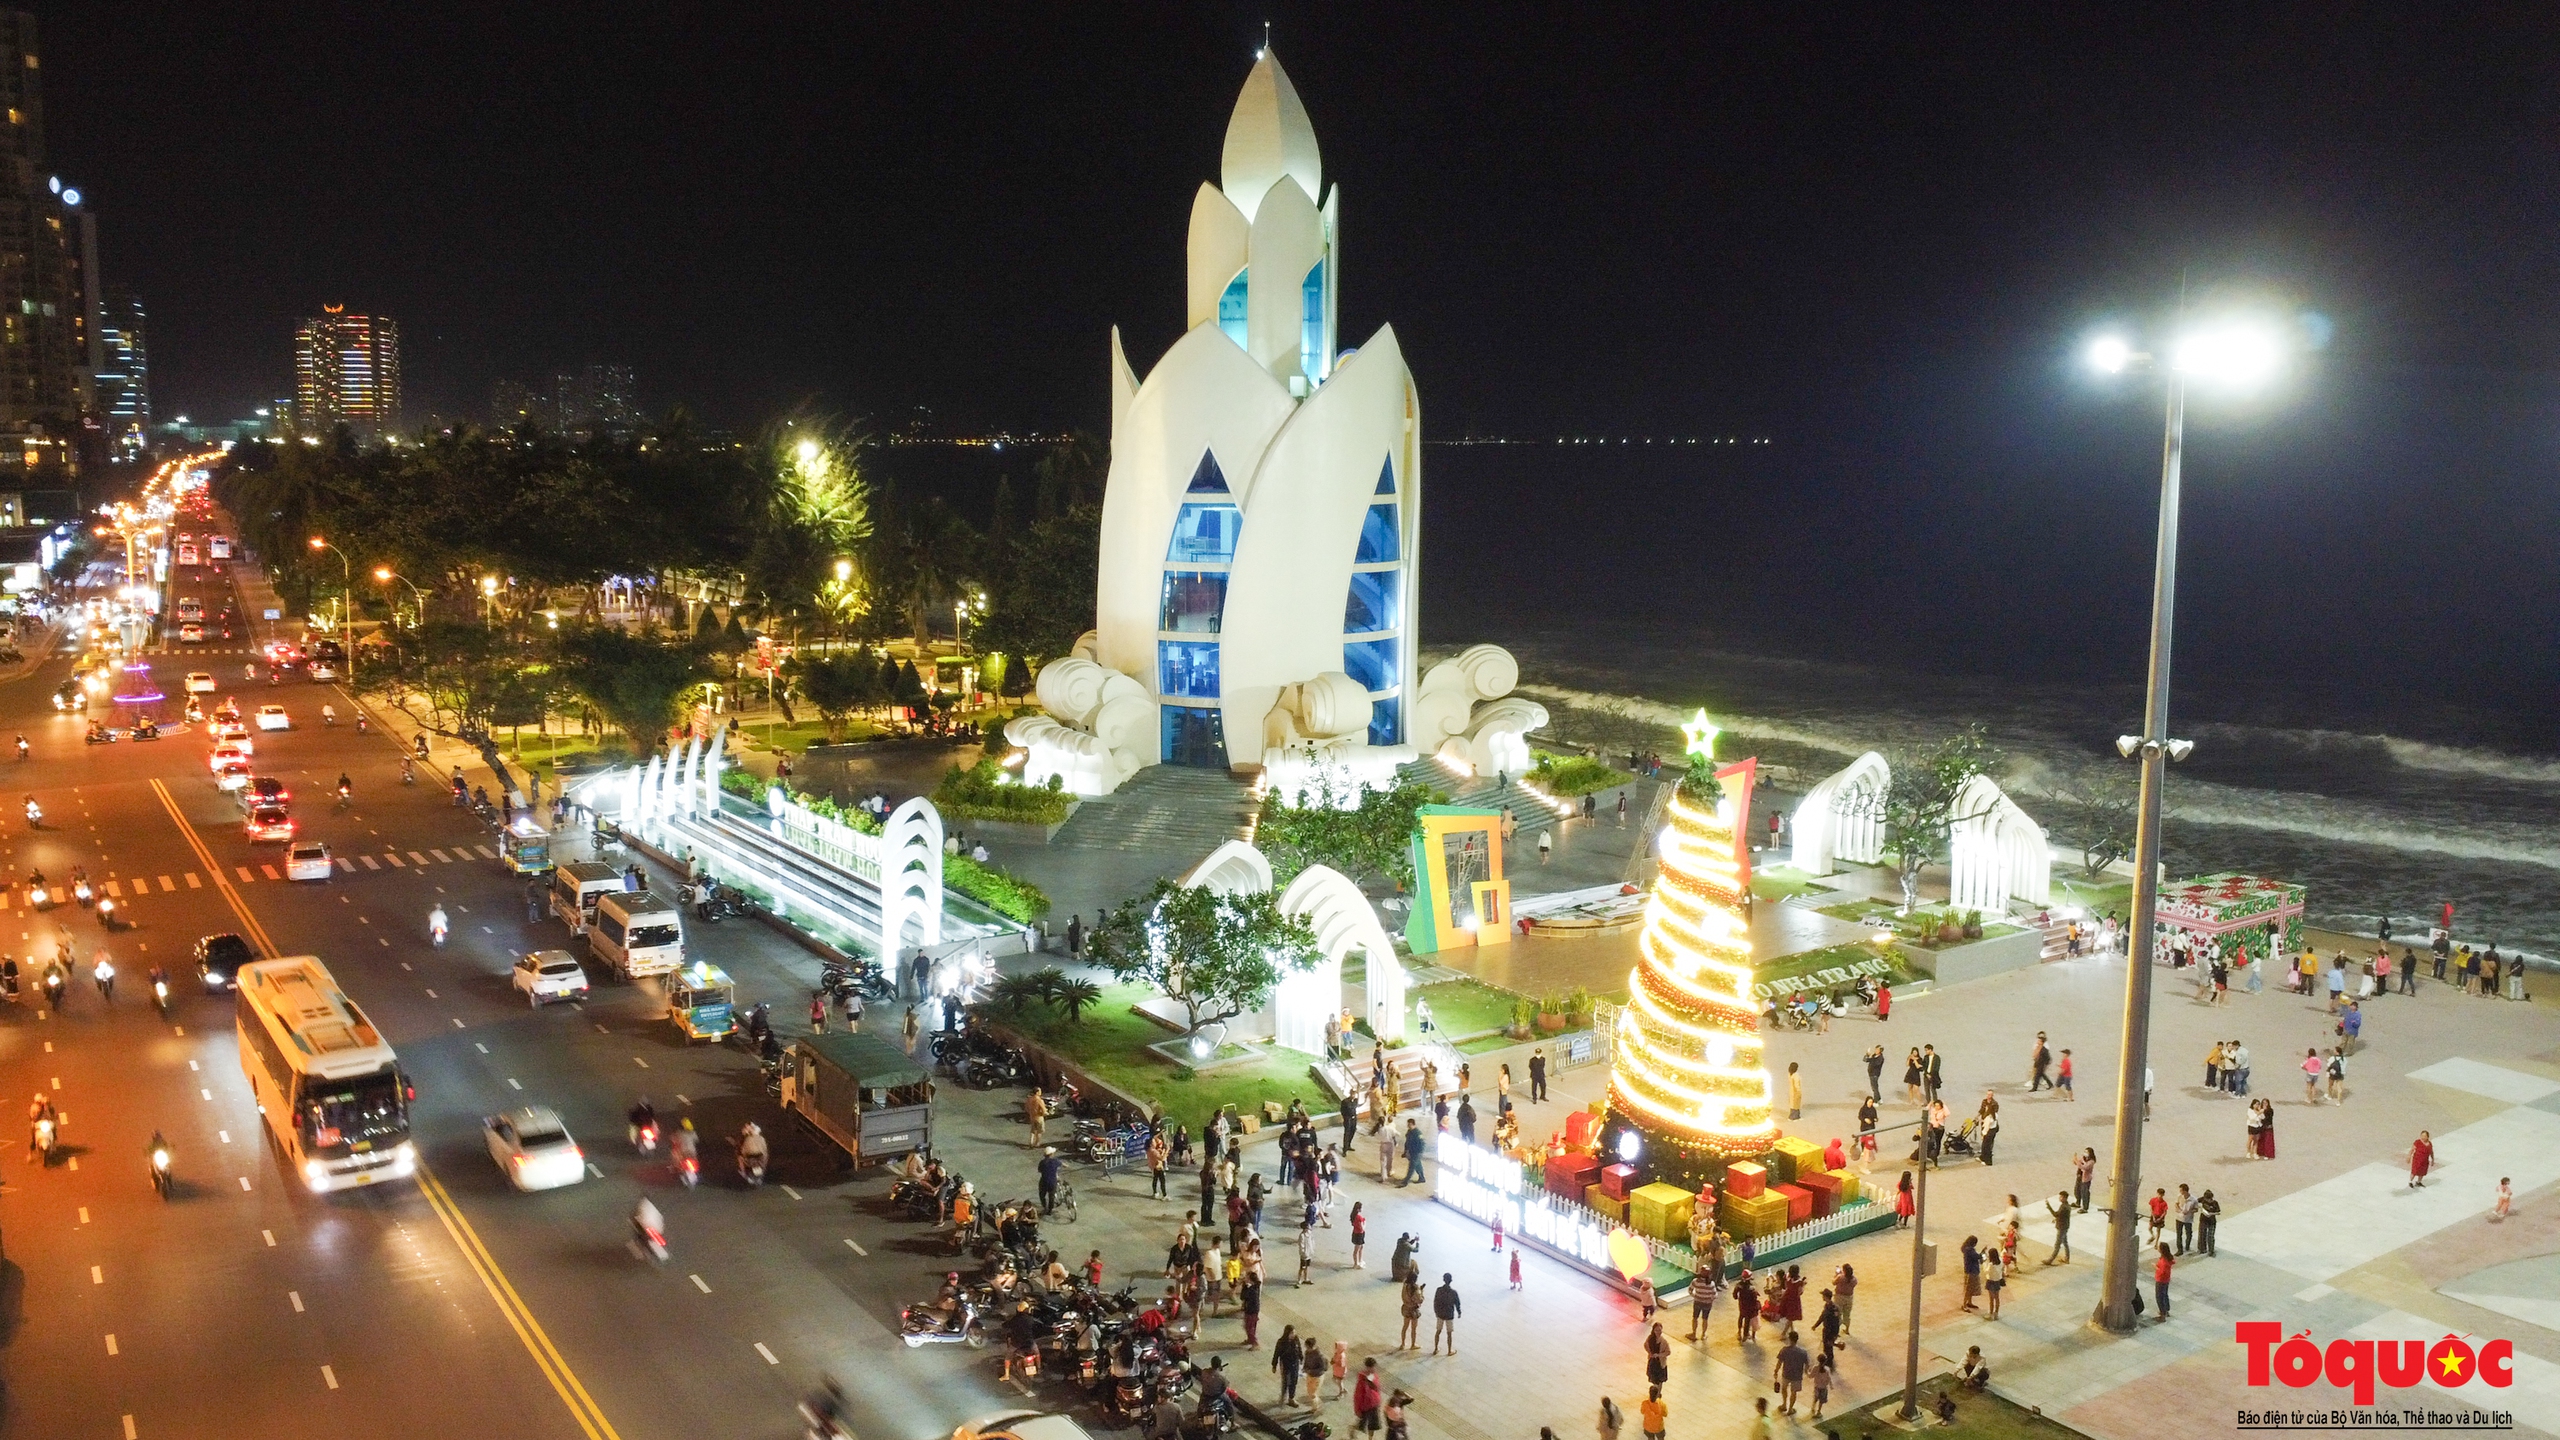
[1276,863,1405,1049]
[1791,751,1889,874]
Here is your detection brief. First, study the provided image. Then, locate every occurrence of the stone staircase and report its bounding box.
[1391,758,1579,837]
[1048,764,1258,854]
[2026,911,2075,962]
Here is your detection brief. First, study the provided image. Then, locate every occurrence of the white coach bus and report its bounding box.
[237,956,418,1192]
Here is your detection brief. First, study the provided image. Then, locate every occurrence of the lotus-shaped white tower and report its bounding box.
[1010,52,1540,795]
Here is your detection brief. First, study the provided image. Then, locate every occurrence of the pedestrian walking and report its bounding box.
[2197,1190,2220,1254]
[1832,1262,1858,1335]
[1027,1088,1048,1148]
[1815,1289,1841,1365]
[1874,981,1892,1022]
[2327,1047,2348,1103]
[1976,1107,2000,1166]
[1734,1272,1760,1341]
[1773,1330,1809,1414]
[1643,1321,1671,1387]
[1638,1387,1666,1440]
[1808,1355,1833,1421]
[1786,1062,1802,1121]
[2327,958,2346,1012]
[2342,1001,2363,1054]
[1922,1045,1943,1103]
[2301,1047,2324,1104]
[2145,1187,2167,1246]
[2408,1130,2434,1188]
[1863,1045,1885,1101]
[1510,1247,1523,1289]
[1597,1395,1623,1440]
[1893,1170,1915,1227]
[2030,1032,2052,1091]
[2152,1244,2174,1321]
[2056,1047,2075,1100]
[1328,1341,1351,1399]
[1354,1360,1383,1434]
[2175,1184,2197,1254]
[1397,1274,1423,1349]
[1273,1323,1303,1403]
[2493,1177,2513,1220]
[903,1006,920,1054]
[1298,1218,1316,1285]
[2044,1190,2072,1264]
[1401,1119,1427,1185]
[1538,829,1552,863]
[809,991,827,1035]
[1240,1273,1263,1348]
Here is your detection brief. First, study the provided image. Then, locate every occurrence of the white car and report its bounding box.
[210,740,254,770]
[285,842,333,881]
[178,622,205,643]
[484,1107,584,1191]
[511,950,590,1006]
[255,705,291,731]
[308,663,338,682]
[184,672,217,694]
[213,758,252,793]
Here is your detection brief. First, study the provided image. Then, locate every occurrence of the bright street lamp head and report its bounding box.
[2173,321,2284,387]
[833,559,853,583]
[307,537,325,550]
[373,567,392,582]
[2086,334,2134,375]
[2116,735,2142,759]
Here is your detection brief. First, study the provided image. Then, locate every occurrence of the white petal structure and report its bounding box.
[1016,50,1530,797]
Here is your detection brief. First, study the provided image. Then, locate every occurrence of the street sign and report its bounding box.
[262,609,281,620]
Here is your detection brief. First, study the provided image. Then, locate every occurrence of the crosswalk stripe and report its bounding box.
[103,881,121,898]
[335,858,352,871]
[358,854,380,871]
[185,873,202,889]
[407,851,431,866]
[384,853,406,867]
[261,865,281,881]
[429,848,452,863]
[235,866,255,882]
[158,876,175,892]
[476,844,499,860]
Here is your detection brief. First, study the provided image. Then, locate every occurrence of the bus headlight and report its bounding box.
[303,1158,328,1184]
[392,1142,417,1164]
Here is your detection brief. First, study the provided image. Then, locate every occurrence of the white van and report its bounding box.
[589,890,683,981]
[550,861,626,935]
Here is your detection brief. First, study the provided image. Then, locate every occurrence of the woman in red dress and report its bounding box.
[2407,1130,2433,1188]
[1894,1171,1916,1227]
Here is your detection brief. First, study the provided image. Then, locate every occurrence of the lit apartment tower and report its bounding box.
[552,363,640,436]
[95,284,146,455]
[0,10,91,475]
[294,307,402,435]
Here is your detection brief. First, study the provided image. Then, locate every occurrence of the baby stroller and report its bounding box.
[1941,1116,1980,1159]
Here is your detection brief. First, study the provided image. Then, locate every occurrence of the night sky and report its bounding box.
[44,4,2560,731]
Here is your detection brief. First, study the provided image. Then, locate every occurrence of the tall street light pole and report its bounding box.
[2083,315,2287,1332]
[309,537,354,692]
[1892,1113,1935,1420]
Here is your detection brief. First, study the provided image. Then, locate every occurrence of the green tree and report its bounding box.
[1257,764,1446,891]
[977,501,1099,675]
[1087,879,1322,1035]
[2043,765,2139,878]
[553,627,709,756]
[1832,724,2006,913]
[787,650,874,744]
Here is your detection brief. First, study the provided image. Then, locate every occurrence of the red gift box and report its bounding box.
[1600,1163,1639,1202]
[1796,1170,1844,1218]
[1564,1111,1600,1149]
[1771,1183,1813,1226]
[1723,1160,1768,1199]
[1544,1153,1600,1200]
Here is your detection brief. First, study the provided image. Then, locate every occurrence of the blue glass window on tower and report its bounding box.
[1159,641,1221,698]
[1167,503,1241,563]
[1342,569,1398,635]
[1161,572,1228,634]
[1300,259,1327,382]
[1354,503,1399,563]
[1342,638,1398,693]
[1218,268,1249,349]
[1186,452,1229,493]
[1375,457,1395,495]
[1367,694,1402,747]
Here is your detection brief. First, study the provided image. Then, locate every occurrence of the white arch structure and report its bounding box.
[1793,753,2051,910]
[1169,840,1406,1050]
[1948,774,2052,911]
[1791,751,1889,874]
[883,797,946,949]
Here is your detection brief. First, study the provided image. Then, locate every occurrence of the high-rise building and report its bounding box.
[294,307,401,435]
[489,378,543,430]
[553,363,640,436]
[0,11,94,483]
[95,283,146,455]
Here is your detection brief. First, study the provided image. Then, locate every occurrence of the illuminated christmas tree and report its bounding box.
[1604,710,1776,1192]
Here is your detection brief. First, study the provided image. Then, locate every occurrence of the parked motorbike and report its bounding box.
[889,1176,941,1220]
[899,1296,987,1348]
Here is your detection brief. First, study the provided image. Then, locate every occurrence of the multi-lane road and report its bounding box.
[0,552,1023,1439]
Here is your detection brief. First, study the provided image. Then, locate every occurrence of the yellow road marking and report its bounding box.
[146,778,621,1440]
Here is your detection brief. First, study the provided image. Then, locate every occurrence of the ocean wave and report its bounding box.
[2190,722,2560,786]
[2163,779,2560,871]
[1514,682,1885,759]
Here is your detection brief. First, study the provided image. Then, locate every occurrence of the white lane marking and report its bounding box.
[105,1333,117,1354]
[430,849,451,862]
[78,1207,88,1224]
[407,851,430,866]
[322,1365,338,1390]
[474,1043,489,1054]
[262,1229,275,1246]
[399,962,411,971]
[173,1025,184,1036]
[158,875,174,891]
[290,1291,304,1313]
[595,1023,609,1033]
[477,845,498,859]
[66,1156,77,1170]
[423,988,438,999]
[51,1076,59,1090]
[482,925,493,934]
[675,1094,690,1106]
[384,853,406,867]
[358,916,370,925]
[91,1265,102,1284]
[634,1057,649,1068]
[238,1177,252,1191]
[782,1185,803,1200]
[42,1041,50,1052]
[188,1060,199,1071]
[587,1163,603,1178]
[843,1237,868,1256]
[379,939,389,947]
[358,854,380,870]
[507,1078,522,1091]
[200,1088,211,1101]
[235,866,254,882]
[124,1416,137,1439]
[219,1130,230,1143]
[186,872,202,888]
[689,1273,711,1293]
[452,1018,466,1028]
[260,866,280,881]
[755,1342,779,1365]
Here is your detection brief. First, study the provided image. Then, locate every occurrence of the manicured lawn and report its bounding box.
[504,731,632,779]
[992,984,1336,1124]
[1843,1385,2094,1439]
[2053,875,2135,915]
[1815,896,2023,949]
[1752,941,1920,1000]
[731,717,887,754]
[1411,977,1520,1038]
[1749,869,1833,900]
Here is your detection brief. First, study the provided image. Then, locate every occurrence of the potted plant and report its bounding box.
[1567,985,1595,1027]
[1961,908,1984,940]
[1935,911,1965,945]
[1507,996,1537,1041]
[1535,991,1569,1033]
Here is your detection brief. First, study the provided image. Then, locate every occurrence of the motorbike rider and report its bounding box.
[736,1121,769,1180]
[632,1194,666,1254]
[24,795,38,825]
[92,950,115,1002]
[149,1129,171,1186]
[428,904,449,946]
[670,1117,699,1175]
[399,758,415,785]
[0,957,16,998]
[322,703,335,725]
[627,1097,658,1151]
[800,1379,851,1440]
[12,735,23,760]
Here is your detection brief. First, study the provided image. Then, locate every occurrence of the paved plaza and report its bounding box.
[948,929,2560,1440]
